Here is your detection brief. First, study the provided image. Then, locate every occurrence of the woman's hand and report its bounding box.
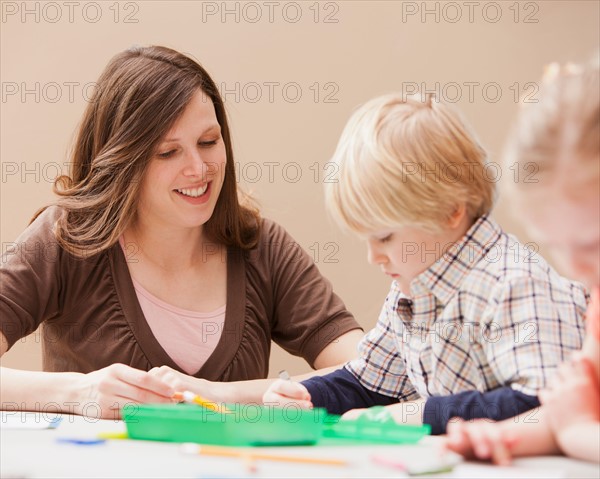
[262,379,313,409]
[72,363,175,419]
[148,365,210,395]
[149,365,230,403]
[445,418,519,465]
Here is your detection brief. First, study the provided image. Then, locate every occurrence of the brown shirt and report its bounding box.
[0,207,360,380]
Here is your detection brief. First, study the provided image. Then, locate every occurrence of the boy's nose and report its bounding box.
[367,242,388,266]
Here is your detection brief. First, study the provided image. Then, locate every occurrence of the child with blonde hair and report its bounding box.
[446,61,599,463]
[263,91,588,435]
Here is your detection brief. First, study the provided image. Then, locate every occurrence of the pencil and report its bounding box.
[181,443,347,466]
[173,391,231,413]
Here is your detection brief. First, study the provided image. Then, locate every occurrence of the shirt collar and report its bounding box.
[410,215,503,306]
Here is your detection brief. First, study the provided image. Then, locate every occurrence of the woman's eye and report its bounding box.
[199,139,218,147]
[379,234,393,243]
[157,149,176,158]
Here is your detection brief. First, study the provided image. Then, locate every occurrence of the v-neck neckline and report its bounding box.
[108,243,246,380]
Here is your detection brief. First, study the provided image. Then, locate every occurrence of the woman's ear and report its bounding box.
[448,203,467,230]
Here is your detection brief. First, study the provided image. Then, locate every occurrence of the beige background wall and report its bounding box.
[1,1,598,377]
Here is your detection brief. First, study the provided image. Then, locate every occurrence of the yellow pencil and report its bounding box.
[181,443,348,466]
[173,391,231,413]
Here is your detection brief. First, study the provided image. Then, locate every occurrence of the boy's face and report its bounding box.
[365,223,461,295]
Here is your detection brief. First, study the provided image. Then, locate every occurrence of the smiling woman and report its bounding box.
[0,45,363,419]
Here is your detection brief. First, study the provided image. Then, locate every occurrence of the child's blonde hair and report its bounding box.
[325,93,495,234]
[504,59,599,199]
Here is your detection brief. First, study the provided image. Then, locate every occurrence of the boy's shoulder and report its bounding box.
[463,218,586,302]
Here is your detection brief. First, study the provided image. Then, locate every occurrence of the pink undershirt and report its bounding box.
[120,239,226,374]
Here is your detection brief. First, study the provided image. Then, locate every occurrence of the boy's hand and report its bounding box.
[262,379,313,409]
[445,418,519,466]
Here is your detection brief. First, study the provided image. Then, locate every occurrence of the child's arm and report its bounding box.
[413,274,585,434]
[539,355,600,463]
[581,286,600,375]
[446,350,600,464]
[263,299,421,413]
[420,386,540,434]
[262,374,314,409]
[536,288,600,463]
[553,422,600,463]
[262,366,402,412]
[445,408,560,465]
[447,290,600,464]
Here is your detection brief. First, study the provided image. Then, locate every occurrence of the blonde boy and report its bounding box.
[264,93,588,434]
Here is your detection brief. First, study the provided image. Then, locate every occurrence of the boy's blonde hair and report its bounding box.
[326,93,495,234]
[504,59,599,199]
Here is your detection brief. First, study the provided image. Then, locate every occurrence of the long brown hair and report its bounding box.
[36,45,260,257]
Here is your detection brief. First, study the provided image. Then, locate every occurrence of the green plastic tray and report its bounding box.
[123,403,327,446]
[322,408,431,445]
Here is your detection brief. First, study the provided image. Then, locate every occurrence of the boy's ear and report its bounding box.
[448,203,467,229]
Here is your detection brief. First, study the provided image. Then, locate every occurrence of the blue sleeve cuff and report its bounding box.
[301,367,398,415]
[423,387,541,435]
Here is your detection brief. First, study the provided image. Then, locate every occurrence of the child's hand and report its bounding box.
[445,418,519,466]
[341,408,366,420]
[262,379,313,409]
[539,355,600,431]
[75,364,175,419]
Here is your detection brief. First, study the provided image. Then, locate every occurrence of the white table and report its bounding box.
[1,413,598,478]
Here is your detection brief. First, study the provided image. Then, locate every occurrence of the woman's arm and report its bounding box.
[1,332,175,419]
[311,328,364,369]
[1,209,175,418]
[149,329,364,404]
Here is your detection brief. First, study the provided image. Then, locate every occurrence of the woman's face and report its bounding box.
[523,179,600,288]
[137,89,227,233]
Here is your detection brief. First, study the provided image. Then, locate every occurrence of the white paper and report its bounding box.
[0,411,62,430]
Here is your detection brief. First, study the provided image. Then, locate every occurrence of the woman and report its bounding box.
[0,45,363,418]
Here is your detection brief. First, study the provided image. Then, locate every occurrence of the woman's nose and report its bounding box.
[182,150,207,177]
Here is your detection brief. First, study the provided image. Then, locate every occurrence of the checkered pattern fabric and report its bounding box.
[346,215,588,400]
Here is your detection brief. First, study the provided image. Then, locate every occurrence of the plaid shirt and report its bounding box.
[346,215,588,400]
